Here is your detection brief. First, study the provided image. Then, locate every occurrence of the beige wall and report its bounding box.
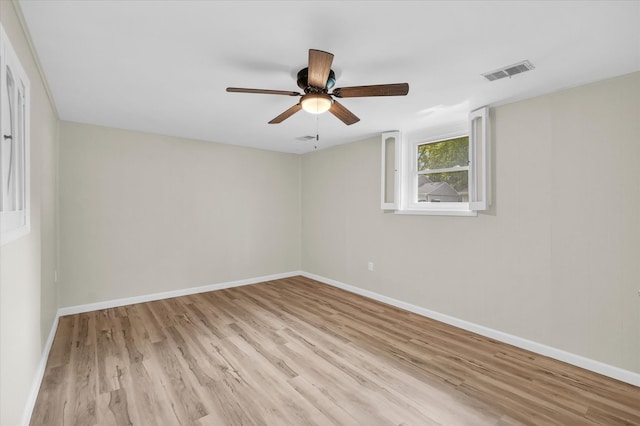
[1,9,637,420]
[301,72,640,374]
[0,2,59,425]
[58,122,300,307]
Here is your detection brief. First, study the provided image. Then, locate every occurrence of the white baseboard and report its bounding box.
[22,271,302,425]
[21,313,60,426]
[24,269,639,426]
[57,271,303,316]
[301,272,640,388]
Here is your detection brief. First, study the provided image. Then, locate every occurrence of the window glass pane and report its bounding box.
[417,136,469,171]
[417,171,468,202]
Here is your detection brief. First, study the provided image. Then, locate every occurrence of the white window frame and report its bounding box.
[469,107,490,211]
[380,131,402,210]
[406,131,471,214]
[1,24,31,245]
[381,107,489,216]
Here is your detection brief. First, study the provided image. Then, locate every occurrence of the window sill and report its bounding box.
[1,225,30,246]
[393,209,477,217]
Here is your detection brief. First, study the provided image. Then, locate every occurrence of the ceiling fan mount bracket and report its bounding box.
[296,67,336,92]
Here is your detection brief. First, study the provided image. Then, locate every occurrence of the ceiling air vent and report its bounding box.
[482,60,535,81]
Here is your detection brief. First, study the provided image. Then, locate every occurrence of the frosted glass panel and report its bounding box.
[384,136,396,204]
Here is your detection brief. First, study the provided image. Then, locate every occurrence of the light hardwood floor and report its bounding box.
[31,276,640,425]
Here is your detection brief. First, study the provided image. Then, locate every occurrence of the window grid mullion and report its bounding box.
[417,166,469,175]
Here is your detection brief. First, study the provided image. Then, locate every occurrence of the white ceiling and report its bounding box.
[18,1,640,154]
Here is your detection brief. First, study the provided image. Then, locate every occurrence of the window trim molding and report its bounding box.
[394,209,477,217]
[1,23,31,246]
[380,131,401,210]
[469,106,490,211]
[380,107,490,217]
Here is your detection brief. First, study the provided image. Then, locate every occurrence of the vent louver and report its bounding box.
[482,60,535,81]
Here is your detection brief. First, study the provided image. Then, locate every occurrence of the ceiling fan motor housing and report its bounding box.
[297,67,336,91]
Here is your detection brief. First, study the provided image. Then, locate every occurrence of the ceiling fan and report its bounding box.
[226,49,409,125]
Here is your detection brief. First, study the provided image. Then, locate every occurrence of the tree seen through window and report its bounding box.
[417,136,469,197]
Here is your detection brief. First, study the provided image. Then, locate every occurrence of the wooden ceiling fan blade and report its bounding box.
[332,83,409,98]
[308,49,334,88]
[329,101,360,125]
[227,87,301,96]
[268,104,302,124]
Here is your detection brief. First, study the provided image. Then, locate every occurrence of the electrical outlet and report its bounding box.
[368,261,374,271]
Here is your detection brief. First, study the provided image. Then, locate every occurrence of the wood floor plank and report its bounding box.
[30,365,70,425]
[281,337,435,425]
[107,388,134,426]
[69,342,98,425]
[150,337,208,424]
[31,276,640,425]
[46,315,76,368]
[287,375,360,426]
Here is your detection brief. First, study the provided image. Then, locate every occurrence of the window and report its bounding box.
[381,107,489,216]
[1,24,30,245]
[415,136,469,203]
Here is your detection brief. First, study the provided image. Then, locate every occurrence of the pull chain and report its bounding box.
[315,115,319,150]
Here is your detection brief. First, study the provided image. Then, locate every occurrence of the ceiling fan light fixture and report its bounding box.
[301,93,333,114]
